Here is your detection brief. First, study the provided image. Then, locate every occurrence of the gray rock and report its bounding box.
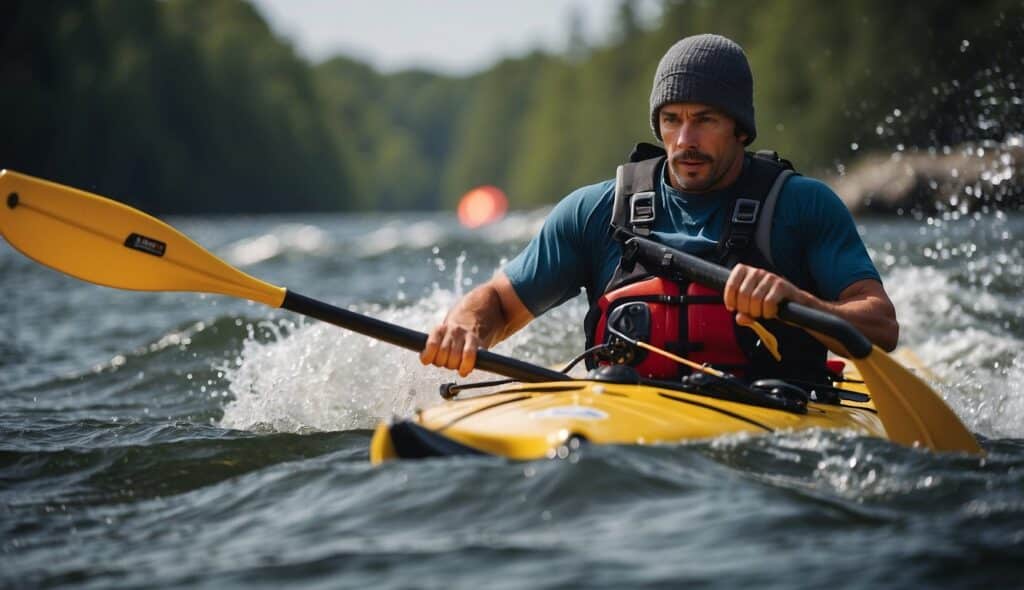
[829,142,1023,215]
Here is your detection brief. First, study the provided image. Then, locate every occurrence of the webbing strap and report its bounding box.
[715,153,795,266]
[754,169,794,268]
[612,154,663,237]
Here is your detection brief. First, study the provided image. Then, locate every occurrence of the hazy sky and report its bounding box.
[249,0,661,75]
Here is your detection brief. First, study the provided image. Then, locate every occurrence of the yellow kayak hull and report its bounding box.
[370,374,886,464]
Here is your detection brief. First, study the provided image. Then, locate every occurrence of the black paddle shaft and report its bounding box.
[281,291,570,382]
[623,236,873,359]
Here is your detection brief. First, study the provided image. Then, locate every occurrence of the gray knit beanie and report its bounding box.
[650,34,756,145]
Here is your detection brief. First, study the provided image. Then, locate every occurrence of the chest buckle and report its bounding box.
[629,191,656,236]
[732,198,760,224]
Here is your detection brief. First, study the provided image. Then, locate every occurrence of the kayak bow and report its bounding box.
[370,365,885,463]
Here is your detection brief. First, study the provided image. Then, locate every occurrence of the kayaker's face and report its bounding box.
[658,103,748,193]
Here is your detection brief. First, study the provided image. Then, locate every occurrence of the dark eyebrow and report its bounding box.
[662,108,721,119]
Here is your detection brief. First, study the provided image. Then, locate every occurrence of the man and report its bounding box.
[421,34,898,378]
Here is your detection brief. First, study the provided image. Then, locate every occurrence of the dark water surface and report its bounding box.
[2,202,1023,588]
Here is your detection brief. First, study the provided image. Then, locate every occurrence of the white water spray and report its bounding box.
[218,252,585,433]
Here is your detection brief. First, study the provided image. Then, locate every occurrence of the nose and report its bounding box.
[674,120,698,147]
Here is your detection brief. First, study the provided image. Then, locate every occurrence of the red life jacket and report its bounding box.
[583,144,829,381]
[590,277,750,378]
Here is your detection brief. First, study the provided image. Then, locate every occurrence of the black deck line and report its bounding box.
[438,395,532,431]
[657,392,774,432]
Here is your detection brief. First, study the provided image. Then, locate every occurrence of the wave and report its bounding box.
[219,288,459,432]
[221,223,334,267]
[3,426,1021,588]
[886,262,1024,439]
[213,209,550,268]
[0,426,365,507]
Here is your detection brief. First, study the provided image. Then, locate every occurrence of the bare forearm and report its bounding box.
[726,267,900,355]
[420,273,533,376]
[445,283,516,347]
[789,287,900,352]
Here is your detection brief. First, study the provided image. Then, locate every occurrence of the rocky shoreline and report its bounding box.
[828,141,1022,215]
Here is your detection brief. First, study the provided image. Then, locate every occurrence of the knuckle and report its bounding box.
[434,345,449,364]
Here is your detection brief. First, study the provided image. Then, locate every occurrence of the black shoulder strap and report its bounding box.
[715,151,798,267]
[611,143,666,239]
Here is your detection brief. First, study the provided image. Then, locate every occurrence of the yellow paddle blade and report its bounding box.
[852,346,982,454]
[747,320,781,361]
[0,169,286,307]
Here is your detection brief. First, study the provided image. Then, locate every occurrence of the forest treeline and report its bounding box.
[2,0,1021,213]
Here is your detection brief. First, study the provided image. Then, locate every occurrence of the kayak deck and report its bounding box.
[370,374,885,463]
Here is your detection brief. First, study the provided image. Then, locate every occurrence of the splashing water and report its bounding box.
[219,291,454,432]
[876,212,1024,439]
[218,252,585,433]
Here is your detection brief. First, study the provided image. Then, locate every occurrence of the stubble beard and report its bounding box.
[668,148,741,193]
[668,159,719,193]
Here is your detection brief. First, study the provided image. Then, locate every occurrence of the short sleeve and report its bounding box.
[503,181,613,316]
[780,177,882,301]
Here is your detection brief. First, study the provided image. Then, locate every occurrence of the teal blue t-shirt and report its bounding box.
[504,160,882,317]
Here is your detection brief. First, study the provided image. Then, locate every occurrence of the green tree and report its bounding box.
[441,53,547,207]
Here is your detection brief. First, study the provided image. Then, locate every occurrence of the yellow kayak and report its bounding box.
[370,364,886,464]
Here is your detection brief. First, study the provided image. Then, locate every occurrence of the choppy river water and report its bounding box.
[2,199,1023,588]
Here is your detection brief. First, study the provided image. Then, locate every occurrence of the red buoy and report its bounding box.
[457,185,508,228]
